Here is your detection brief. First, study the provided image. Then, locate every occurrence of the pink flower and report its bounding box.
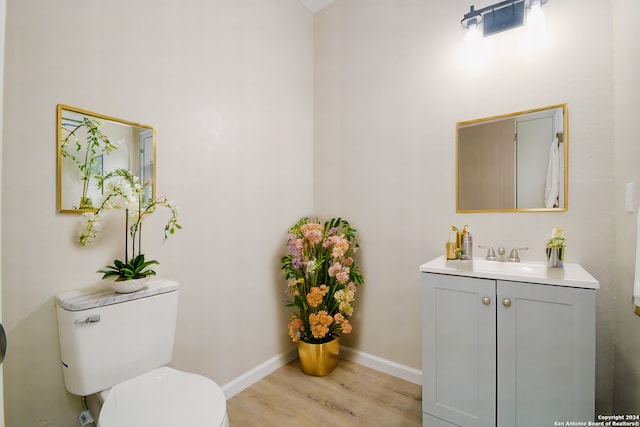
[336,270,350,284]
[328,262,342,277]
[300,223,323,245]
[305,229,322,245]
[323,235,350,259]
[332,237,350,259]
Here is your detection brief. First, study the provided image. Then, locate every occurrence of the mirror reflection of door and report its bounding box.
[139,129,155,204]
[458,118,515,210]
[517,115,553,208]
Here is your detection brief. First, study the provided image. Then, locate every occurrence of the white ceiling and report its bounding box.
[297,0,337,13]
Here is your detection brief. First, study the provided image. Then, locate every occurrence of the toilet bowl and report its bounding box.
[98,367,229,427]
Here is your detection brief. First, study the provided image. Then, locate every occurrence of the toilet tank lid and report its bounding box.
[56,278,179,312]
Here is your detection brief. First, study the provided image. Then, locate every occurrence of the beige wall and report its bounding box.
[314,0,617,414]
[612,0,640,414]
[2,0,313,425]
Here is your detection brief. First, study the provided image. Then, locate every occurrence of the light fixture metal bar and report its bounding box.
[483,0,524,36]
[461,0,537,34]
[462,0,522,21]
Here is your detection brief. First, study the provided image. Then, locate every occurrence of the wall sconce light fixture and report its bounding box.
[461,0,548,36]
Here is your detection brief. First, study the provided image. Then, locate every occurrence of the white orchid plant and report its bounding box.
[79,168,181,281]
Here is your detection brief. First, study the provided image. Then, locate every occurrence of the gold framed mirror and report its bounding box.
[456,104,568,213]
[57,105,156,213]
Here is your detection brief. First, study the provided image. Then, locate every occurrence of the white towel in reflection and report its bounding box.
[544,137,559,208]
[634,208,640,310]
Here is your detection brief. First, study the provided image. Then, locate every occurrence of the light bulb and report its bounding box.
[527,2,546,33]
[523,0,547,51]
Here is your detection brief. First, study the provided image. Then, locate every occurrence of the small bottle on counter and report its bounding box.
[460,226,472,260]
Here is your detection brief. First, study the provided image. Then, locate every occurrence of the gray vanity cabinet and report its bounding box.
[422,274,496,427]
[422,272,595,427]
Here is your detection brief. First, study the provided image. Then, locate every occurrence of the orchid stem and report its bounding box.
[125,208,129,264]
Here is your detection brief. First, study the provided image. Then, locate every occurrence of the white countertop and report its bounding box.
[420,256,599,290]
[56,278,179,311]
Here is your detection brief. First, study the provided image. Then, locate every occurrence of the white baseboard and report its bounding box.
[340,346,422,385]
[221,348,298,399]
[221,345,422,399]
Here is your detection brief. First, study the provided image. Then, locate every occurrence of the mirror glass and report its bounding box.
[57,105,155,213]
[456,104,567,212]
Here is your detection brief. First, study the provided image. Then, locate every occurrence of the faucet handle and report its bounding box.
[496,246,507,262]
[508,247,529,262]
[478,245,496,261]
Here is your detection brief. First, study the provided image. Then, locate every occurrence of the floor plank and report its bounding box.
[226,358,422,426]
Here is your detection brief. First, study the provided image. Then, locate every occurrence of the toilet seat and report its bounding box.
[98,366,229,427]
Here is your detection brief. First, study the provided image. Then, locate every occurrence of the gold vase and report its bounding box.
[297,337,340,376]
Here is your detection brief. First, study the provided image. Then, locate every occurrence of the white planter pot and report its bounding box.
[105,277,149,293]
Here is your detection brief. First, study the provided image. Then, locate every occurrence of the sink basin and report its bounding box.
[470,259,548,278]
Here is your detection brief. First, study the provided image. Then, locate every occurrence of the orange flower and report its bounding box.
[288,317,304,342]
[306,285,328,308]
[341,319,352,334]
[309,310,333,339]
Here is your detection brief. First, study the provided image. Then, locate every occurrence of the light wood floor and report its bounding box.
[226,358,422,426]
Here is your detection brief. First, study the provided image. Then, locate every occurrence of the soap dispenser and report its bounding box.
[450,226,463,258]
[446,229,457,260]
[460,225,472,260]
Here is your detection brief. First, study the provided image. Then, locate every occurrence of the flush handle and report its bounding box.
[502,298,512,307]
[482,297,491,305]
[75,315,101,325]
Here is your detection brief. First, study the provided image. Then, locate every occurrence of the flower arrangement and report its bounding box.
[545,227,566,249]
[79,168,181,281]
[281,217,364,344]
[545,227,565,267]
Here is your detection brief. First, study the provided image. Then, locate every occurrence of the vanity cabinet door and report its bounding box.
[496,280,595,427]
[422,274,496,427]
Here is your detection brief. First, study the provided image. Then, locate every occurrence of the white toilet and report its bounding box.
[56,279,230,427]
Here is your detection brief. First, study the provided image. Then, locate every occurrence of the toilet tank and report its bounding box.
[56,279,179,396]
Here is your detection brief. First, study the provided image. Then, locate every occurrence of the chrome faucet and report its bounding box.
[479,245,528,262]
[478,245,506,261]
[508,247,528,262]
[497,246,507,262]
[478,245,496,261]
